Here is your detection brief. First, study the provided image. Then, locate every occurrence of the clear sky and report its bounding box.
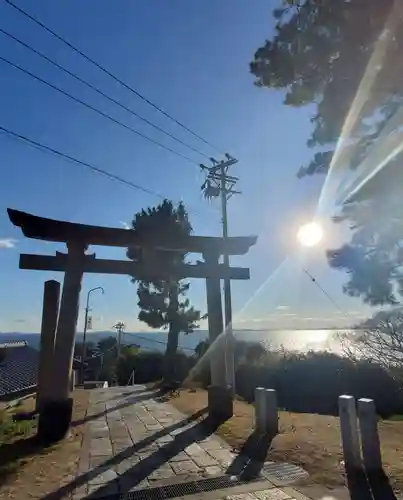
[0,0,373,334]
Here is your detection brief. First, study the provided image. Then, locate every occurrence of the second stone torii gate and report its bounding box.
[8,208,257,442]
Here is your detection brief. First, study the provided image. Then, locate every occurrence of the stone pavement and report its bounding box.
[71,386,336,500]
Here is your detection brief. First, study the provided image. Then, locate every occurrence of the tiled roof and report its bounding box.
[0,342,38,398]
[0,341,86,398]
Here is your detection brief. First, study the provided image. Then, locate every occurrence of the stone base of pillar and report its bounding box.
[208,385,233,423]
[37,398,73,444]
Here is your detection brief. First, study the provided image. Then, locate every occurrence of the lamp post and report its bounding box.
[81,286,104,384]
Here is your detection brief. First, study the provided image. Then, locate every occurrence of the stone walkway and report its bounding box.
[71,386,319,499]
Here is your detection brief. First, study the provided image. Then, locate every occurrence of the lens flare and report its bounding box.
[297,222,323,247]
[316,1,402,216]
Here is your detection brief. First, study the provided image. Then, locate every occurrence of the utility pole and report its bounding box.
[113,321,125,359]
[201,154,241,391]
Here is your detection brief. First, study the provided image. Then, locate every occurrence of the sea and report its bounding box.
[0,329,346,354]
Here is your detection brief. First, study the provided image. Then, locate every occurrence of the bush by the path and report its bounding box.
[116,349,195,385]
[236,350,403,418]
[101,336,403,418]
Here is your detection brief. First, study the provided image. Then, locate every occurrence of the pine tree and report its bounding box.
[127,200,204,382]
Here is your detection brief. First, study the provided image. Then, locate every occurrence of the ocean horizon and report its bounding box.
[0,328,348,353]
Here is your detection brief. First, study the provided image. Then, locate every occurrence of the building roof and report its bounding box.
[0,340,86,399]
[0,341,38,398]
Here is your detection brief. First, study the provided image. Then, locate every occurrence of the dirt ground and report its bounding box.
[0,390,89,500]
[171,388,403,493]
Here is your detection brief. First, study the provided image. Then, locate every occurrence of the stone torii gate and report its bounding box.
[8,208,257,443]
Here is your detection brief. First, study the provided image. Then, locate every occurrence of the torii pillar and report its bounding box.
[204,251,233,422]
[37,241,85,443]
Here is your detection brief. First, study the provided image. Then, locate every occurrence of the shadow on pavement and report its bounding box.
[226,430,273,481]
[39,407,208,500]
[85,411,222,498]
[97,386,149,403]
[71,390,158,427]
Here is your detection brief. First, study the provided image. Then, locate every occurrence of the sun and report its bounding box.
[297,221,324,247]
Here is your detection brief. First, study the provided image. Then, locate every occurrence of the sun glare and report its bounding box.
[297,221,324,247]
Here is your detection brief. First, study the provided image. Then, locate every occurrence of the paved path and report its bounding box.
[71,386,319,500]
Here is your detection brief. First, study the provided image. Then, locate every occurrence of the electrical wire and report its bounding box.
[123,331,196,352]
[0,27,212,161]
[0,124,213,217]
[303,268,349,318]
[1,126,220,222]
[4,0,224,155]
[0,123,169,198]
[0,55,201,166]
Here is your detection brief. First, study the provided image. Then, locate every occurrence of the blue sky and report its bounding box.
[0,0,373,334]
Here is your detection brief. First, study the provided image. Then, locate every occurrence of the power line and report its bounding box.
[4,0,224,155]
[302,268,349,318]
[0,124,215,218]
[0,124,169,199]
[0,27,211,161]
[124,331,195,352]
[0,55,201,166]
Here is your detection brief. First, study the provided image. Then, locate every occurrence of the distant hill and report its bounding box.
[0,330,208,353]
[0,328,346,354]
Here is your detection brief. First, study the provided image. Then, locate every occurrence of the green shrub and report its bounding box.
[235,349,403,417]
[116,350,196,385]
[0,412,36,445]
[114,338,403,417]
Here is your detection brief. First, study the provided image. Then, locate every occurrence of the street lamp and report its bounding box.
[81,286,105,383]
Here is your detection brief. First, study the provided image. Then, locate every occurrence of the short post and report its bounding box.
[358,398,382,473]
[255,388,278,435]
[255,387,266,433]
[338,395,362,470]
[265,389,278,435]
